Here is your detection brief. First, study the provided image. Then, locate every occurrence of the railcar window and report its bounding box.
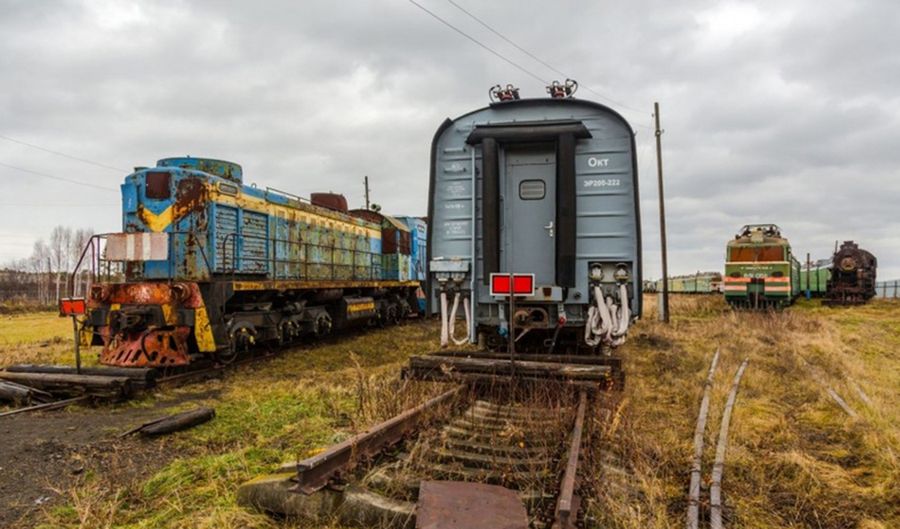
[729,246,785,262]
[146,172,171,200]
[519,179,545,200]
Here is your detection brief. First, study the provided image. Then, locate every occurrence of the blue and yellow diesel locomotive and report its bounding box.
[77,157,423,368]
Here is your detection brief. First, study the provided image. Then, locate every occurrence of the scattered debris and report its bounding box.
[0,380,53,404]
[121,406,215,437]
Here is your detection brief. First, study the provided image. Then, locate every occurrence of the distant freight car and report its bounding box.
[824,241,877,305]
[71,157,422,368]
[723,224,800,309]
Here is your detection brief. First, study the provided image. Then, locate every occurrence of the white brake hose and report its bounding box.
[440,291,471,347]
[440,291,450,347]
[585,283,631,348]
[585,285,613,346]
[612,283,631,337]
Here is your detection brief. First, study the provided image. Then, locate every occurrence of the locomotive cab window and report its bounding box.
[729,246,785,262]
[145,172,171,200]
[519,179,545,200]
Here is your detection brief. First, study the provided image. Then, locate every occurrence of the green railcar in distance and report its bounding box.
[655,272,723,293]
[724,224,801,309]
[798,258,831,296]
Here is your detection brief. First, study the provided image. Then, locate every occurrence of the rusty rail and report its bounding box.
[0,395,90,418]
[290,385,465,494]
[710,359,749,529]
[687,347,721,529]
[554,390,588,529]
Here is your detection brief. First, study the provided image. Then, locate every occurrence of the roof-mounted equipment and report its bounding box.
[547,79,578,98]
[489,84,520,102]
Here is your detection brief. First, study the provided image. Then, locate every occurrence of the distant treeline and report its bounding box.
[1,225,94,305]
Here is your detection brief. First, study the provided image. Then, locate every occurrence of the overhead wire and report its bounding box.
[439,0,650,121]
[0,161,118,192]
[0,133,127,173]
[407,0,549,86]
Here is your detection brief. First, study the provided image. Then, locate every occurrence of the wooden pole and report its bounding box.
[654,102,669,323]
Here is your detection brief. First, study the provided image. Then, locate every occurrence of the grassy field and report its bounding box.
[592,295,899,529]
[3,297,898,529]
[0,311,88,368]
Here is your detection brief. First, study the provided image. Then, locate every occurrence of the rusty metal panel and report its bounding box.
[214,204,238,271]
[106,233,168,261]
[416,481,528,529]
[240,210,269,274]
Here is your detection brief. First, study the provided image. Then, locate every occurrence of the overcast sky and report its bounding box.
[1,0,897,279]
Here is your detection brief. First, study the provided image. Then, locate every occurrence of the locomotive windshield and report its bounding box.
[729,246,785,262]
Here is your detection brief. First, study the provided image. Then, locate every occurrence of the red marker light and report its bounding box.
[490,273,536,296]
[59,298,86,317]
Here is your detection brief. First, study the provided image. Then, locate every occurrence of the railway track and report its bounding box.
[0,320,393,418]
[240,381,609,529]
[686,350,750,529]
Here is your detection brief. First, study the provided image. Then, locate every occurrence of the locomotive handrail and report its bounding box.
[67,231,215,298]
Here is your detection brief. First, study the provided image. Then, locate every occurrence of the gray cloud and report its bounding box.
[0,0,897,279]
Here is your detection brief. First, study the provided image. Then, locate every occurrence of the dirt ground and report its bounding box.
[0,387,218,528]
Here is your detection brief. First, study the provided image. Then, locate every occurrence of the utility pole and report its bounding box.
[654,102,670,323]
[364,176,371,210]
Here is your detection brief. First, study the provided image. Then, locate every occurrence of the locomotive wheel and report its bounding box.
[387,304,401,325]
[314,313,333,338]
[279,319,299,345]
[221,321,256,364]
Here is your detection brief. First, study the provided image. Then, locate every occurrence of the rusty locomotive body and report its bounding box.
[824,240,877,305]
[76,157,422,368]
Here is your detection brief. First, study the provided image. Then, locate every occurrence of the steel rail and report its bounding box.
[0,395,90,418]
[710,358,749,529]
[554,390,588,529]
[687,347,721,529]
[290,385,465,495]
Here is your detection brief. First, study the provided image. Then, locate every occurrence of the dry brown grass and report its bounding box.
[589,294,899,529]
[21,295,900,529]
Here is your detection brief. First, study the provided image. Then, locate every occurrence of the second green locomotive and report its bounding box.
[724,224,800,309]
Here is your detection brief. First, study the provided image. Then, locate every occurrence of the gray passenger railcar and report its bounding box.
[428,95,641,351]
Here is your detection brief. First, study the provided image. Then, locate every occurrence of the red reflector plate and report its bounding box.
[59,298,86,317]
[490,273,536,296]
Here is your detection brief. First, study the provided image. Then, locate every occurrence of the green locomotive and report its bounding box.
[724,224,800,309]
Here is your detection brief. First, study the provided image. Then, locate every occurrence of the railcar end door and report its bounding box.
[503,148,556,285]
